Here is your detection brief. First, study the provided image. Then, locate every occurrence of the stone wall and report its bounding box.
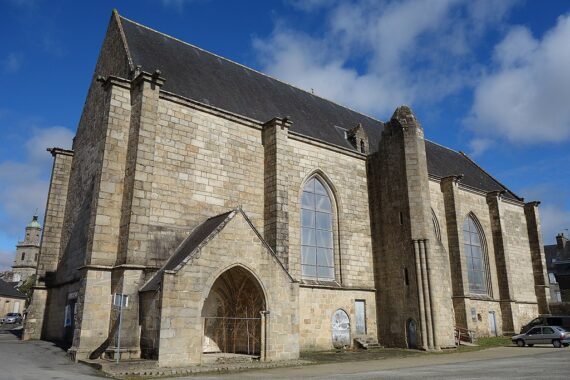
[287,137,373,287]
[435,175,541,336]
[157,211,299,367]
[0,296,24,315]
[298,286,376,350]
[140,289,161,359]
[149,97,265,266]
[369,108,455,350]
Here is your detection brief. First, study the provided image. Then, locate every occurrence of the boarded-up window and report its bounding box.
[355,300,366,335]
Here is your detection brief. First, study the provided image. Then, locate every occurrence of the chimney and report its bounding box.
[556,233,568,249]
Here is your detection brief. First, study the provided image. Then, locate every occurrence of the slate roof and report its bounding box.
[164,211,233,271]
[140,210,234,292]
[425,141,520,200]
[119,15,383,151]
[0,279,26,299]
[116,13,518,200]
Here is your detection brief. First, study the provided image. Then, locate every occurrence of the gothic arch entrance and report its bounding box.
[201,266,266,356]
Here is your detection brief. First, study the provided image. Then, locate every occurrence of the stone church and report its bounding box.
[24,11,550,367]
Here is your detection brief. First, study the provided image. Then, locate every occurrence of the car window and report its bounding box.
[528,327,542,335]
[543,327,554,334]
[548,318,562,326]
[530,318,541,325]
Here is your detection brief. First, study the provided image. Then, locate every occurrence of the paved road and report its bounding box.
[1,326,569,380]
[192,347,570,380]
[0,325,105,380]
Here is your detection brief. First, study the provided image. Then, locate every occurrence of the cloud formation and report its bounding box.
[540,205,570,245]
[466,14,570,145]
[0,126,73,270]
[254,0,516,118]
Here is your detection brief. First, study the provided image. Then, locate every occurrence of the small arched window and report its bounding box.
[463,214,489,295]
[301,177,334,281]
[21,252,25,261]
[360,140,365,153]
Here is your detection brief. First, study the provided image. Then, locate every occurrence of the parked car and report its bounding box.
[520,315,570,333]
[2,313,23,324]
[512,326,570,348]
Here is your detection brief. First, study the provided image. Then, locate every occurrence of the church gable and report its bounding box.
[146,208,299,366]
[140,207,293,293]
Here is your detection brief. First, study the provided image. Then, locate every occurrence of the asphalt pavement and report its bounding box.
[191,346,570,380]
[0,324,105,380]
[1,325,569,380]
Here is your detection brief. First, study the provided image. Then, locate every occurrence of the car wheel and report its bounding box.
[527,344,534,347]
[553,340,562,348]
[563,344,569,347]
[516,339,525,347]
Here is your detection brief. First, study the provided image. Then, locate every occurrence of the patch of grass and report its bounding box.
[475,336,512,347]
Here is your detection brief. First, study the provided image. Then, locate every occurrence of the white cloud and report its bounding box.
[540,205,570,245]
[466,14,570,144]
[0,126,73,237]
[0,249,14,272]
[468,137,495,157]
[3,52,23,73]
[253,0,517,118]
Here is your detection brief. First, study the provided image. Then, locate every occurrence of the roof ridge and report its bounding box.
[113,9,135,72]
[459,151,522,201]
[425,139,460,154]
[117,14,385,127]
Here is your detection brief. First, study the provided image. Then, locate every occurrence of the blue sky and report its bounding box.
[0,0,569,270]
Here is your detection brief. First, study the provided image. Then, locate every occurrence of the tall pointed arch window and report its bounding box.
[301,177,335,281]
[463,215,489,295]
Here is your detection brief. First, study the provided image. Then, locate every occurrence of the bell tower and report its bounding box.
[12,214,42,283]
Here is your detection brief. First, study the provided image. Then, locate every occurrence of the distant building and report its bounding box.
[0,278,26,316]
[11,215,41,284]
[545,233,570,303]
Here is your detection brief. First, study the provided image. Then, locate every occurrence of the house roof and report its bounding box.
[115,12,519,200]
[0,279,26,299]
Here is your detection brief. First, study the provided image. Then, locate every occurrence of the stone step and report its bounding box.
[354,337,383,349]
[202,353,260,364]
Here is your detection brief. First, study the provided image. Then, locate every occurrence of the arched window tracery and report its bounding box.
[463,214,490,295]
[301,176,335,281]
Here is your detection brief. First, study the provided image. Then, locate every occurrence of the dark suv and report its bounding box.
[521,315,570,333]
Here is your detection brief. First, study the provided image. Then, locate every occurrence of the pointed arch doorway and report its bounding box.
[201,266,267,357]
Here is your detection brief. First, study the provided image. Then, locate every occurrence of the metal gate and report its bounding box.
[203,316,261,355]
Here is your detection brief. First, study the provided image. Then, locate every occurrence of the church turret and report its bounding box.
[12,214,42,283]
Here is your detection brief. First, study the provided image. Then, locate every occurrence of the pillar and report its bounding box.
[524,201,550,314]
[24,148,74,341]
[262,117,292,268]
